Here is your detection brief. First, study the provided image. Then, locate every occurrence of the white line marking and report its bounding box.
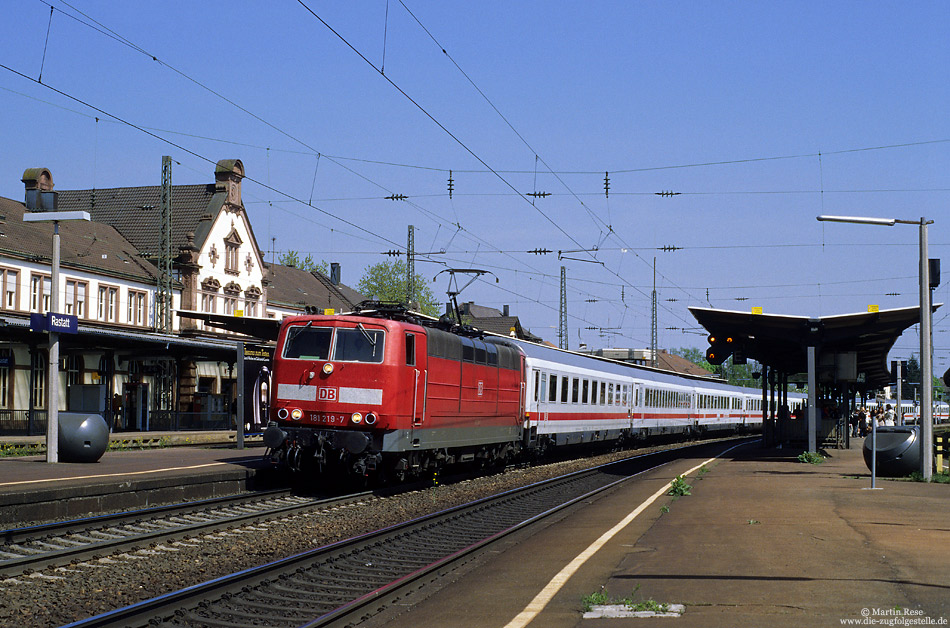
[503,445,741,628]
[0,462,236,488]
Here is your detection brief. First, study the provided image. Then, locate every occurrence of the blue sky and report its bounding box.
[2,1,948,371]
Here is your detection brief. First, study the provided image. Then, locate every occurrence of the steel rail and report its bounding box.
[65,438,747,628]
[0,489,377,578]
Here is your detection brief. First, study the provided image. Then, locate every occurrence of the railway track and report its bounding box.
[65,439,741,628]
[0,489,378,578]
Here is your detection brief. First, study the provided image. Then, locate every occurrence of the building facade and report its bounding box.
[0,160,364,435]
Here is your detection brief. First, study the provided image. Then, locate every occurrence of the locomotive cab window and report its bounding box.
[334,327,385,363]
[283,325,332,360]
[405,333,416,366]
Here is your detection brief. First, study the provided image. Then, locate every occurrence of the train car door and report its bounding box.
[406,331,427,429]
[632,383,644,426]
[538,371,549,431]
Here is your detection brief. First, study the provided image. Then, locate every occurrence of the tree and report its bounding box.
[905,354,922,401]
[357,259,440,317]
[900,353,946,403]
[278,251,328,275]
[670,346,762,389]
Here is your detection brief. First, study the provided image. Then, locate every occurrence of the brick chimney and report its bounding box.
[21,168,57,210]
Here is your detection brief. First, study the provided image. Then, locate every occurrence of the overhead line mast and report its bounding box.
[158,155,173,332]
[407,225,415,307]
[559,266,568,350]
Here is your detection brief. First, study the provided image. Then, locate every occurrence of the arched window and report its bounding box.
[200,278,221,314]
[98,355,112,383]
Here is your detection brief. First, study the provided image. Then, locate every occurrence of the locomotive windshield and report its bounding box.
[281,323,385,362]
[334,328,385,363]
[282,325,332,359]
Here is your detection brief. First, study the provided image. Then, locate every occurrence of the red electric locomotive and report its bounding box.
[262,306,525,480]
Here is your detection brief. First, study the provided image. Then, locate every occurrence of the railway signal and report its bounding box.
[705,333,735,365]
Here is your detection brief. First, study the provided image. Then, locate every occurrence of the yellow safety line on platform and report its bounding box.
[0,462,237,488]
[503,443,745,628]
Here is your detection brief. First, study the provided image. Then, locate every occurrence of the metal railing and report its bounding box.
[0,409,44,435]
[0,409,234,435]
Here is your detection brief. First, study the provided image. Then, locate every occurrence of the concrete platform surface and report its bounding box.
[0,435,273,525]
[378,440,950,628]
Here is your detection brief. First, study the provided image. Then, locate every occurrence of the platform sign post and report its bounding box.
[807,346,817,453]
[818,214,935,480]
[869,413,879,490]
[23,210,90,463]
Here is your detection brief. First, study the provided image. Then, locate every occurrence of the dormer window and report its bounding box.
[224,228,242,275]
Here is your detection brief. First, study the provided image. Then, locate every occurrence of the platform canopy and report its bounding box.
[689,305,939,389]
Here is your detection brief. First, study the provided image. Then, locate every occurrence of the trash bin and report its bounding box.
[58,412,109,463]
[862,425,921,477]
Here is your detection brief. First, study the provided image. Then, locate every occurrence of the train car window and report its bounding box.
[474,341,487,364]
[405,333,416,366]
[282,325,332,360]
[334,328,385,363]
[549,374,558,402]
[540,372,547,402]
[572,378,579,403]
[622,385,628,406]
[534,370,540,402]
[600,382,607,405]
[461,337,475,362]
[486,343,498,366]
[607,383,614,405]
[582,379,589,404]
[560,377,569,403]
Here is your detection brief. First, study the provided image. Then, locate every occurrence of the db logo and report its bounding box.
[318,387,338,401]
[477,381,484,397]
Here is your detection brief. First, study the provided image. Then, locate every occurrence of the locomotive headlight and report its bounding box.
[277,407,289,420]
[365,412,377,425]
[351,412,363,424]
[291,408,303,420]
[322,362,334,375]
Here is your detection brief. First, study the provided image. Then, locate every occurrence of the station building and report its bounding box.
[0,160,364,436]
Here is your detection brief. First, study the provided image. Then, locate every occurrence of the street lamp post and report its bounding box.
[23,210,90,463]
[817,215,935,480]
